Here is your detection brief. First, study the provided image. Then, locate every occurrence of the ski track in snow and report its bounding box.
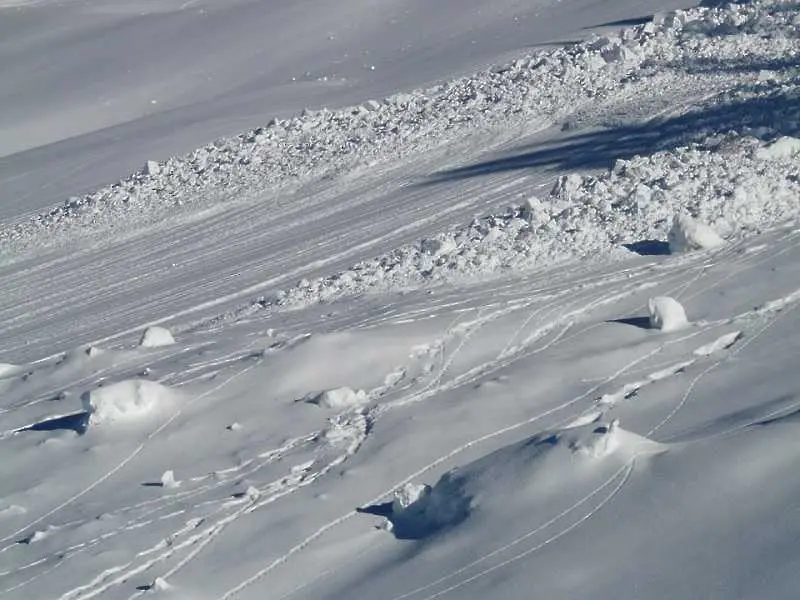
[5,227,793,598]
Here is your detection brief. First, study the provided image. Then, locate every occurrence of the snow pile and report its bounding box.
[306,386,367,409]
[382,421,659,539]
[81,379,178,426]
[139,325,176,348]
[2,0,798,257]
[648,296,689,332]
[668,213,724,253]
[268,129,800,309]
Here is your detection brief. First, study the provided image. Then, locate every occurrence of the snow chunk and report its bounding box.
[755,136,800,161]
[160,470,180,489]
[0,363,20,377]
[81,379,178,425]
[648,296,689,332]
[144,160,161,176]
[139,326,176,348]
[306,386,367,409]
[392,482,431,515]
[668,214,724,254]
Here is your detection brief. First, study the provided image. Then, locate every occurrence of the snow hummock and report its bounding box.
[382,421,659,539]
[139,326,176,348]
[81,379,178,425]
[306,387,368,409]
[648,296,689,332]
[668,213,724,254]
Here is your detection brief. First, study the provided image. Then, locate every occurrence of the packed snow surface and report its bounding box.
[1,1,800,600]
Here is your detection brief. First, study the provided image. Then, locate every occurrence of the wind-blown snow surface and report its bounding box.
[1,1,800,599]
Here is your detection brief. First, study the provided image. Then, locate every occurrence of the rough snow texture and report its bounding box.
[268,130,800,309]
[648,296,689,332]
[306,387,368,409]
[139,326,176,348]
[668,213,725,254]
[2,1,798,259]
[81,379,177,426]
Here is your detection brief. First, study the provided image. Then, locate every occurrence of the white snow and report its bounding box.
[306,387,368,409]
[159,470,179,489]
[81,379,178,426]
[1,1,800,600]
[648,296,689,332]
[668,213,725,254]
[139,326,176,348]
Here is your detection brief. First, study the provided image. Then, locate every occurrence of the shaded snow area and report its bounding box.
[1,1,800,600]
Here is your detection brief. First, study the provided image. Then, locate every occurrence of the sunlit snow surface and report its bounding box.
[1,1,800,599]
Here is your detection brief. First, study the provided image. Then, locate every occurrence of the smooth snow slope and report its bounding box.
[1,1,799,599]
[0,0,697,217]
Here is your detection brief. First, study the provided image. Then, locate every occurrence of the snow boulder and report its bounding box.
[668,214,724,254]
[648,296,689,332]
[81,379,178,426]
[139,326,175,348]
[306,386,367,409]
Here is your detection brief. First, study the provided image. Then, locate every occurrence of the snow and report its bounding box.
[648,297,689,332]
[139,326,176,348]
[668,213,725,253]
[81,379,179,426]
[1,1,800,600]
[305,387,368,409]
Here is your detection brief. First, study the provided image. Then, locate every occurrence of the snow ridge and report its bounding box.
[1,0,797,258]
[265,130,800,309]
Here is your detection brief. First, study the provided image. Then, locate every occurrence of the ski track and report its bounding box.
[5,228,794,599]
[16,247,725,594]
[211,234,790,598]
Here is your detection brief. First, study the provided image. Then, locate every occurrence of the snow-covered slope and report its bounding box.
[1,1,799,599]
[0,0,697,217]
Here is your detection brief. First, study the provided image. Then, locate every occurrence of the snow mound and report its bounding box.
[81,379,178,426]
[381,421,659,539]
[649,296,689,332]
[668,214,724,254]
[0,363,20,377]
[139,326,176,348]
[306,387,367,409]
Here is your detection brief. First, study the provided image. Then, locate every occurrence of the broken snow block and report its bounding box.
[648,296,688,332]
[668,214,723,254]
